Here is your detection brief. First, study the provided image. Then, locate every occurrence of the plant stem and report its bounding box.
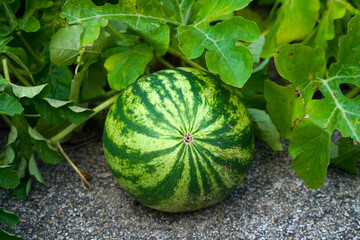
[345,87,360,98]
[50,93,120,143]
[69,48,86,103]
[107,23,125,40]
[155,54,174,68]
[56,142,92,191]
[1,114,12,128]
[345,2,360,14]
[24,114,41,117]
[167,46,206,71]
[7,61,32,86]
[2,58,10,83]
[16,31,43,66]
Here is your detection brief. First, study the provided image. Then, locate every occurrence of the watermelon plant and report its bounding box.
[0,0,359,237]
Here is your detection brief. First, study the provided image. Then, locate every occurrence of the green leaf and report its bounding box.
[0,207,19,227]
[3,49,34,84]
[12,115,33,159]
[289,118,331,189]
[104,42,153,90]
[247,35,265,64]
[264,80,306,139]
[276,0,320,45]
[0,36,13,51]
[312,0,346,48]
[0,228,22,240]
[50,25,111,66]
[17,0,53,32]
[1,123,18,166]
[2,146,16,166]
[274,15,360,142]
[262,0,320,57]
[165,0,194,24]
[0,167,20,189]
[274,44,325,102]
[79,60,106,102]
[331,137,360,174]
[17,157,27,180]
[0,3,17,37]
[61,0,171,54]
[0,93,24,116]
[28,155,45,185]
[248,108,283,151]
[193,0,252,24]
[0,74,7,86]
[32,98,93,124]
[11,83,50,99]
[178,16,260,87]
[36,63,72,101]
[28,127,62,164]
[49,25,83,66]
[34,141,62,164]
[11,176,32,200]
[6,123,17,147]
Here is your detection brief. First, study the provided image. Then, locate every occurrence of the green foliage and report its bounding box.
[0,0,359,235]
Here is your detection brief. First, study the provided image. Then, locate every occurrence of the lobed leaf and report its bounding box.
[289,118,330,189]
[61,0,172,54]
[178,16,260,87]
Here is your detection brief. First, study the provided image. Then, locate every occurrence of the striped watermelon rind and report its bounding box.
[103,68,254,212]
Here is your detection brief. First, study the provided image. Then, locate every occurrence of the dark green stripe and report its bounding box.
[191,144,229,193]
[133,144,187,206]
[191,145,213,195]
[110,97,161,138]
[130,81,182,134]
[196,123,254,150]
[103,130,182,182]
[187,146,201,197]
[146,73,188,133]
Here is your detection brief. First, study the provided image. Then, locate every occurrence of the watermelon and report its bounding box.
[103,68,254,212]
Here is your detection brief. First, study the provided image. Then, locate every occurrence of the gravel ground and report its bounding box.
[1,132,360,240]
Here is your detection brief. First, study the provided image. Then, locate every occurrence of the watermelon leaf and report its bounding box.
[331,137,360,174]
[28,127,62,164]
[289,118,331,189]
[28,154,45,185]
[104,42,153,90]
[0,93,24,116]
[0,167,20,189]
[61,0,172,54]
[178,16,260,88]
[0,207,19,227]
[248,108,283,151]
[264,80,306,139]
[262,0,321,57]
